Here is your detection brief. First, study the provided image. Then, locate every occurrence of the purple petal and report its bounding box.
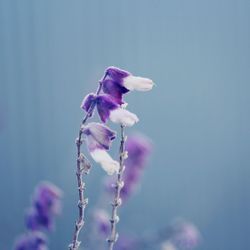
[33,182,62,217]
[105,66,130,81]
[82,122,116,151]
[81,93,96,112]
[26,208,53,231]
[102,79,129,104]
[101,66,131,104]
[125,134,152,169]
[95,95,118,123]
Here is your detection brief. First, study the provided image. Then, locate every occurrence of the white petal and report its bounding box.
[90,149,119,175]
[109,108,139,127]
[123,75,154,91]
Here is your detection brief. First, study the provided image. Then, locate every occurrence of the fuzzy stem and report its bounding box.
[69,77,105,250]
[108,125,126,250]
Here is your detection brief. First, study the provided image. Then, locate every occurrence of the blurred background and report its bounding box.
[0,0,250,249]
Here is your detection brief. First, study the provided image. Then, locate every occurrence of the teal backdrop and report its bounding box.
[0,0,250,249]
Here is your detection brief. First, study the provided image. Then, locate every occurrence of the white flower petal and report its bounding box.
[123,75,154,91]
[90,149,119,175]
[109,108,139,127]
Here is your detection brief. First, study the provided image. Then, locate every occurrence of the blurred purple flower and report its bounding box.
[82,122,119,175]
[170,220,201,250]
[14,231,47,250]
[121,134,152,200]
[105,134,152,200]
[26,208,53,231]
[81,94,139,127]
[101,66,154,104]
[114,235,137,250]
[93,209,110,238]
[26,182,62,231]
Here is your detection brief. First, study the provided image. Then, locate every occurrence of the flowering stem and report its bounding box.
[69,79,104,250]
[108,125,126,250]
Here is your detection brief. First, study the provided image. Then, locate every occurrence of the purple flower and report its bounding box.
[82,122,119,175]
[26,182,62,231]
[26,208,53,231]
[93,209,110,238]
[33,182,62,216]
[81,93,96,115]
[101,66,154,104]
[121,134,152,200]
[81,94,139,127]
[170,220,201,250]
[105,134,152,200]
[14,232,47,250]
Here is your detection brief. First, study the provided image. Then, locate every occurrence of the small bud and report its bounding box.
[122,151,128,159]
[107,233,119,243]
[78,154,91,174]
[78,198,88,208]
[75,138,83,146]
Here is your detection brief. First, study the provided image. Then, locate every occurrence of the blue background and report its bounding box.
[0,0,250,249]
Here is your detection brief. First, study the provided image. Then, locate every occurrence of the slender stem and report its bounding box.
[69,79,104,250]
[108,125,126,250]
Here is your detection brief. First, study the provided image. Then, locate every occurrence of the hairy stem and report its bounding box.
[69,79,104,250]
[108,125,126,250]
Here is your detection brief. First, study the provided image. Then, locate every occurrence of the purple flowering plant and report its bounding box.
[69,66,154,250]
[12,67,201,250]
[14,182,62,250]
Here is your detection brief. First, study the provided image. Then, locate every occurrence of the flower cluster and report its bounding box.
[14,182,62,250]
[26,182,62,231]
[14,232,47,250]
[70,66,153,249]
[79,66,154,175]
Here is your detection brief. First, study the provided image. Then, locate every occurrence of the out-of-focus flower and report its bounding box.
[114,235,137,250]
[81,94,139,127]
[93,209,110,238]
[161,241,177,250]
[101,66,154,104]
[82,122,119,175]
[26,208,53,231]
[14,231,47,250]
[33,182,62,216]
[26,182,62,231]
[170,220,201,250]
[121,134,152,200]
[105,134,152,200]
